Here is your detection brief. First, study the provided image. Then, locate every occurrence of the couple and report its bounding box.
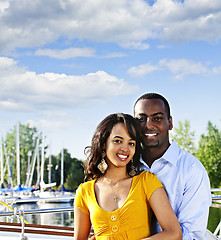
[74,93,211,240]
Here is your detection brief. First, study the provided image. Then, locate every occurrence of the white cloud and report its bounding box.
[0,1,9,12]
[159,58,208,77]
[211,65,221,75]
[127,62,160,77]
[0,57,138,111]
[1,0,221,53]
[0,56,17,68]
[127,58,221,79]
[157,44,169,49]
[35,47,95,59]
[121,41,150,50]
[27,119,70,131]
[101,52,127,58]
[0,99,26,110]
[35,48,126,59]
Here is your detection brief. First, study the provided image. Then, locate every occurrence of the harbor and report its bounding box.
[0,123,220,239]
[0,0,221,239]
[0,193,219,239]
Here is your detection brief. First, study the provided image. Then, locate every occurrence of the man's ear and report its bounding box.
[168,116,173,130]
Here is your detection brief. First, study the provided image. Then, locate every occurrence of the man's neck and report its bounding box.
[142,144,170,167]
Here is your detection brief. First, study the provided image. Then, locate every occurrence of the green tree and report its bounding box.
[45,149,84,191]
[49,149,73,187]
[195,121,221,188]
[65,158,84,191]
[170,120,196,154]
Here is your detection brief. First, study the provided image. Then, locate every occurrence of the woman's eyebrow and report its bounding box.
[113,135,123,139]
[113,136,135,141]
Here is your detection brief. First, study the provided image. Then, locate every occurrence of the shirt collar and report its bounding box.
[140,140,180,168]
[161,140,179,166]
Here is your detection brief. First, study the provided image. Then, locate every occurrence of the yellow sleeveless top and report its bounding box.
[75,171,163,240]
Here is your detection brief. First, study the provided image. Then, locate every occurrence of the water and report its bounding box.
[0,202,220,233]
[0,202,74,227]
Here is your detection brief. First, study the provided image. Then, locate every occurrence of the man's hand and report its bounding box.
[88,234,95,240]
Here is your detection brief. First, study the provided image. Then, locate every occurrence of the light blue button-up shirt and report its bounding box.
[139,140,212,240]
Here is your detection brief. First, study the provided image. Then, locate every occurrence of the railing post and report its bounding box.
[19,207,28,240]
[214,221,221,238]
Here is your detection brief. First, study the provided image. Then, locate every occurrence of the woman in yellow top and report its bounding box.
[74,113,182,240]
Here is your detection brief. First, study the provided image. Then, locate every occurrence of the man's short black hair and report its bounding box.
[134,93,171,118]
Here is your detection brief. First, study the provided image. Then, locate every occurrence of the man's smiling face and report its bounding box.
[134,98,173,151]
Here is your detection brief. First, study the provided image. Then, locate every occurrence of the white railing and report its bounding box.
[0,190,220,239]
[210,188,221,240]
[214,221,221,239]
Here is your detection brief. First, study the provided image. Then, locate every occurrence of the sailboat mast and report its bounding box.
[40,136,45,192]
[27,138,39,187]
[48,155,52,184]
[36,148,40,187]
[60,148,64,189]
[16,122,20,186]
[48,142,52,185]
[5,154,13,188]
[0,139,3,186]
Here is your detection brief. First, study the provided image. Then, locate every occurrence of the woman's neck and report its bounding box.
[101,168,129,184]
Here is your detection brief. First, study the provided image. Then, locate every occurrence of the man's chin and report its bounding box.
[142,141,159,148]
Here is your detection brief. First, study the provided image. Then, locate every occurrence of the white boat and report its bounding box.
[33,147,75,204]
[36,191,75,203]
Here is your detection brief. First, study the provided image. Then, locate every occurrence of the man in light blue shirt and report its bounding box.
[134,93,211,239]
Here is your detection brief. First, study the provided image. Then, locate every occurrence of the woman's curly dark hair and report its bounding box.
[84,113,142,182]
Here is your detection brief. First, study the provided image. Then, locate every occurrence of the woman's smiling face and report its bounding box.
[105,123,136,169]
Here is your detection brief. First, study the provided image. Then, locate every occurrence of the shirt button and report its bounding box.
[112,225,118,232]
[110,214,117,221]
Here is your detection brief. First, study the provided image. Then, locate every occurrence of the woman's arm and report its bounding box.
[74,205,92,240]
[143,188,182,240]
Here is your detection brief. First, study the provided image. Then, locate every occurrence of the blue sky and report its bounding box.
[0,0,221,160]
